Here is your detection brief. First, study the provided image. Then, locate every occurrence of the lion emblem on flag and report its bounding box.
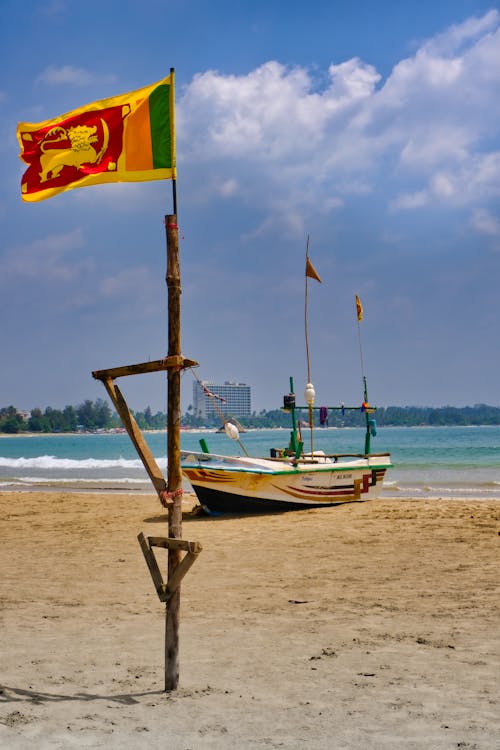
[39,118,110,183]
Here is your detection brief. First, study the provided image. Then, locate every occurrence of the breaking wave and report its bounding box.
[0,455,166,470]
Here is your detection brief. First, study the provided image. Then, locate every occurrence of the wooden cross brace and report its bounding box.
[138,532,202,603]
[92,355,198,509]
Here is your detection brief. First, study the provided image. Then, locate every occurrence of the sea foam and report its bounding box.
[0,455,166,470]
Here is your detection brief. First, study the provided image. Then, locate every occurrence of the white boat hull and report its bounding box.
[181,451,392,515]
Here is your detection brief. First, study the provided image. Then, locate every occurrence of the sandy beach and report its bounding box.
[1,490,498,749]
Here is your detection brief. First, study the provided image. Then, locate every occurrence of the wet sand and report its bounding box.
[1,491,499,748]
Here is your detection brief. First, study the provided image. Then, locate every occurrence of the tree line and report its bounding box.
[217,404,500,429]
[0,400,166,434]
[1,400,499,434]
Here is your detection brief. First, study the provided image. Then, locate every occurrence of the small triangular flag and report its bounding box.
[306,257,322,283]
[355,294,363,322]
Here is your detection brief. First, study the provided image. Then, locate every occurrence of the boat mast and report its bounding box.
[355,294,371,455]
[363,375,371,455]
[304,236,321,457]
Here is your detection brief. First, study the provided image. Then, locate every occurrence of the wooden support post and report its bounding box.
[165,214,182,691]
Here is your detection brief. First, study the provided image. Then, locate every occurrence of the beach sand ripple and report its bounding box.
[1,491,499,749]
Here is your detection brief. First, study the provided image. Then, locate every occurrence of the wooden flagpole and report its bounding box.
[92,69,203,693]
[165,68,181,692]
[165,214,182,691]
[304,236,314,456]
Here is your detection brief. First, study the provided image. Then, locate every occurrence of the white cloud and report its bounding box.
[325,58,381,104]
[423,9,499,56]
[391,150,500,212]
[40,0,67,17]
[177,10,500,229]
[472,208,500,237]
[73,180,160,211]
[97,266,162,320]
[390,191,428,211]
[399,128,470,170]
[1,230,160,317]
[431,173,456,198]
[1,229,91,282]
[36,65,116,87]
[430,152,500,205]
[100,266,152,297]
[178,58,380,161]
[36,66,93,86]
[218,178,239,197]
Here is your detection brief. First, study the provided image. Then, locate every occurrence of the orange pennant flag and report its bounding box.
[305,257,322,283]
[355,294,363,322]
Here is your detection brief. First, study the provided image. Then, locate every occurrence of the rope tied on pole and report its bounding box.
[160,487,183,508]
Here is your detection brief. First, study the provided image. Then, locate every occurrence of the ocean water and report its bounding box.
[0,426,499,500]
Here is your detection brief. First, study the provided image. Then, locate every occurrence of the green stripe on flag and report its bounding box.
[149,84,171,169]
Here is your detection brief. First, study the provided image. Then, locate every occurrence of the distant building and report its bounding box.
[193,380,251,420]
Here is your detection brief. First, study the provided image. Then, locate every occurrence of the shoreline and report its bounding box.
[1,486,500,501]
[2,423,500,438]
[1,482,499,501]
[1,491,499,748]
[1,478,499,502]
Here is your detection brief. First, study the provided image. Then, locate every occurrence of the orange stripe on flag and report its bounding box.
[124,98,153,171]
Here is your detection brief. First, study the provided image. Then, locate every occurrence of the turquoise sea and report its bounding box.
[0,426,499,499]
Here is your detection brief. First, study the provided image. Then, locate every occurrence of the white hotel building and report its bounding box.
[193,381,252,420]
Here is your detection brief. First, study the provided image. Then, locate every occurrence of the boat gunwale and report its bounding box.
[180,450,393,477]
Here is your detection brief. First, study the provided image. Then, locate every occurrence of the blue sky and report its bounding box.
[1,0,499,415]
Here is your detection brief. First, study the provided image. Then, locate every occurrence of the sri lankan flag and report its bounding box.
[17,73,176,202]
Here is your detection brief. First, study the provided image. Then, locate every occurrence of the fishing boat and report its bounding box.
[182,248,391,515]
[181,446,391,515]
[181,376,392,514]
[181,454,391,514]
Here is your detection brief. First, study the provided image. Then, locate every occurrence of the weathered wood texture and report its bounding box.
[137,532,166,601]
[165,548,200,600]
[148,537,203,553]
[92,356,198,381]
[137,533,202,603]
[165,214,183,691]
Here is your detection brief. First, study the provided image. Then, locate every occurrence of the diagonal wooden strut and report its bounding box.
[99,376,168,499]
[138,532,202,603]
[92,355,198,507]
